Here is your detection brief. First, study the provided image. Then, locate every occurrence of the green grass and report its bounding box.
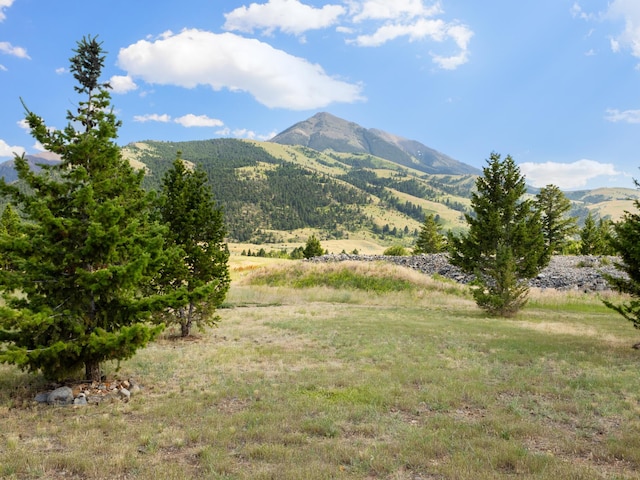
[1,261,639,479]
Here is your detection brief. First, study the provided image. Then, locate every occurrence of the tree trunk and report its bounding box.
[180,302,194,337]
[85,360,102,382]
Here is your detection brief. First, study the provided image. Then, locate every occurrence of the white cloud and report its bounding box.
[224,0,345,36]
[55,67,66,74]
[605,108,640,123]
[607,0,640,58]
[0,63,6,71]
[520,160,621,189]
[17,119,29,131]
[0,41,30,59]
[174,114,224,128]
[117,29,364,110]
[109,75,137,94]
[570,2,597,21]
[133,113,171,123]
[216,127,276,141]
[0,0,14,22]
[349,0,443,23]
[0,138,25,158]
[345,2,472,70]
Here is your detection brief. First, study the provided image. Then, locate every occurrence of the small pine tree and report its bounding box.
[413,214,444,254]
[303,235,324,259]
[580,212,613,255]
[0,37,166,381]
[534,184,577,254]
[154,156,230,337]
[448,152,549,317]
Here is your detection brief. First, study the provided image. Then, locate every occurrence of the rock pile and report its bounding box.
[34,379,141,406]
[308,253,625,292]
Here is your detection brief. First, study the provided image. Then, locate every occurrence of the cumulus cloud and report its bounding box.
[224,0,345,35]
[109,75,137,94]
[345,1,473,69]
[605,108,640,123]
[607,0,640,58]
[117,29,364,110]
[0,0,14,22]
[133,113,171,123]
[0,138,25,158]
[0,41,30,59]
[520,160,621,189]
[174,114,224,128]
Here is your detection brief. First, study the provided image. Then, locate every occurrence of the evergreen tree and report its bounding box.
[0,37,167,381]
[303,235,324,259]
[413,213,444,254]
[579,211,612,255]
[448,153,549,316]
[604,183,640,341]
[155,156,230,337]
[534,184,577,254]
[0,204,21,270]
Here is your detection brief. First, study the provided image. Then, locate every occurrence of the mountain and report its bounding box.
[0,152,60,183]
[269,112,480,175]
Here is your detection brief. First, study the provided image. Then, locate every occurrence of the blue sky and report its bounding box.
[1,0,640,190]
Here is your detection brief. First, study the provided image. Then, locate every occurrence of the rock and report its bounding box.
[307,254,625,292]
[34,392,50,403]
[47,386,74,406]
[118,388,131,402]
[73,394,88,406]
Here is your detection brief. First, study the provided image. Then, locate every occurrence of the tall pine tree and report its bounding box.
[448,153,549,316]
[0,36,168,381]
[154,155,230,337]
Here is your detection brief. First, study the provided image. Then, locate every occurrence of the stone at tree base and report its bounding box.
[47,386,74,406]
[34,392,49,403]
[118,388,131,402]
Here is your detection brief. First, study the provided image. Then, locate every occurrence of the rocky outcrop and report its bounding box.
[33,379,141,406]
[307,254,625,292]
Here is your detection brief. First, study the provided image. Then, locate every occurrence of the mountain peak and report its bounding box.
[270,112,479,175]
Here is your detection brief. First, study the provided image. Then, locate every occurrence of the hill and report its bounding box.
[2,114,640,247]
[270,112,480,176]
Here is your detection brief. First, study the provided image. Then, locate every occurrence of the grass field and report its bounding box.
[1,260,639,479]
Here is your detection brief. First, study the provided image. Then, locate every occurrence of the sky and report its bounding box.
[1,0,640,190]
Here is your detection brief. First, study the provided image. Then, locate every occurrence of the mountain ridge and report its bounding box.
[269,112,480,176]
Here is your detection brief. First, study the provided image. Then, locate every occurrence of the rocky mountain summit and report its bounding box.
[308,254,624,292]
[270,112,480,175]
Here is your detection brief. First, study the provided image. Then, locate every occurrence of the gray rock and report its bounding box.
[73,393,88,406]
[307,254,625,292]
[118,388,131,402]
[34,392,49,403]
[47,386,74,406]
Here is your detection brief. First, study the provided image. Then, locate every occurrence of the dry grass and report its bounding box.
[1,261,640,479]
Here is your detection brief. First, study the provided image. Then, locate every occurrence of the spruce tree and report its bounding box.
[303,235,324,258]
[534,184,577,254]
[604,184,640,339]
[0,36,166,381]
[448,153,549,316]
[413,213,444,254]
[154,155,230,337]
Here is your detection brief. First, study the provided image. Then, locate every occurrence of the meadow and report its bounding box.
[0,259,639,479]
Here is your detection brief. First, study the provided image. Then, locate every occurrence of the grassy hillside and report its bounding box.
[1,260,639,479]
[121,139,476,244]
